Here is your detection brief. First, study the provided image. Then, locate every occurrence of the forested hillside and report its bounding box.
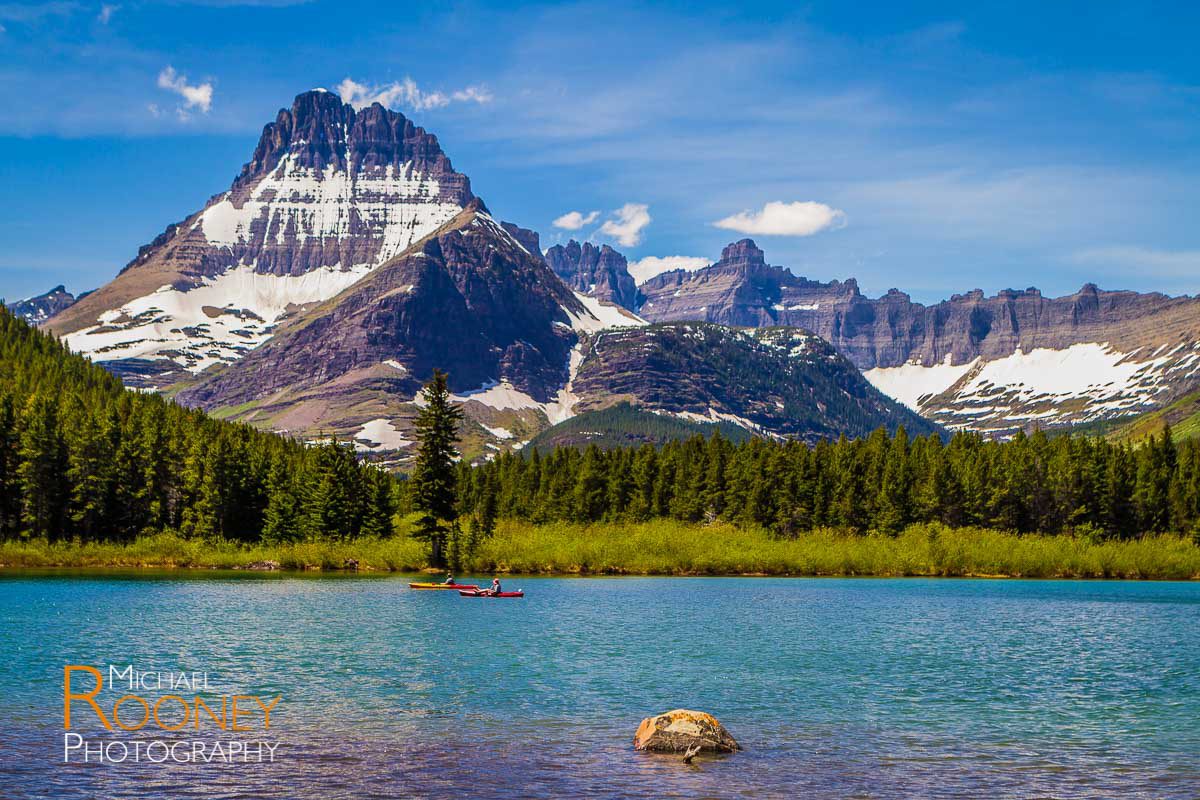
[0,307,395,543]
[458,426,1199,539]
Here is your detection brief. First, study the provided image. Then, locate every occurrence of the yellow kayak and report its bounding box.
[410,582,476,590]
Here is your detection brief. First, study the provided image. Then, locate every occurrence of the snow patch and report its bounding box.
[481,423,514,440]
[198,154,462,266]
[353,418,412,452]
[64,263,372,372]
[864,354,977,412]
[563,292,646,334]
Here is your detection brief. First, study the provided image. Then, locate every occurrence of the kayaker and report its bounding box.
[487,577,502,596]
[442,572,455,585]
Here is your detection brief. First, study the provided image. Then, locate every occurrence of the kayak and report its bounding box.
[458,589,524,598]
[410,583,478,590]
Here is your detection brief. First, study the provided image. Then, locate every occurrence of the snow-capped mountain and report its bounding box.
[175,200,929,462]
[47,89,475,385]
[174,200,643,458]
[637,239,1200,436]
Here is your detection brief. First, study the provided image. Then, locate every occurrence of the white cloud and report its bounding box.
[599,203,651,247]
[1070,246,1200,276]
[97,3,118,23]
[156,66,213,115]
[628,255,710,284]
[451,86,494,104]
[713,200,847,236]
[337,77,492,112]
[552,210,599,230]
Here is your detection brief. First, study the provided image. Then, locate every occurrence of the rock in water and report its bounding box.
[633,709,740,753]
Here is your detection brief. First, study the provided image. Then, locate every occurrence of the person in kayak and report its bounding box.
[442,572,455,585]
[486,577,502,596]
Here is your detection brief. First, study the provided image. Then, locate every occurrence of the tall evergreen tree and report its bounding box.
[410,370,463,566]
[0,393,20,539]
[17,394,69,540]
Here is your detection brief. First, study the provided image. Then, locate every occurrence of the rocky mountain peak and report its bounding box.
[717,238,766,269]
[48,89,479,383]
[544,239,641,311]
[5,285,88,325]
[233,90,472,203]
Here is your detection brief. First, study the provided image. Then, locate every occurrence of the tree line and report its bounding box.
[455,425,1197,540]
[4,303,1197,551]
[0,308,395,543]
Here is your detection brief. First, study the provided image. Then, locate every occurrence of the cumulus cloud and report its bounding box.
[628,255,710,284]
[337,77,492,112]
[599,203,651,247]
[713,200,846,236]
[552,210,600,230]
[156,66,213,117]
[1070,246,1200,276]
[97,3,118,23]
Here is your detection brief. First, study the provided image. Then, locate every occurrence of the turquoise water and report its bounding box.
[1,573,1198,798]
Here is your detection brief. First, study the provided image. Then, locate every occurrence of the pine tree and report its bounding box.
[0,393,20,539]
[17,394,69,540]
[361,467,397,538]
[263,453,302,543]
[410,370,463,566]
[574,444,608,522]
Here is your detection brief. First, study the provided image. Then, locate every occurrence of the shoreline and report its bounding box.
[1,521,1197,580]
[2,565,1196,581]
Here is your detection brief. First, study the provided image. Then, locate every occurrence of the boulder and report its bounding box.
[633,709,740,754]
[244,560,280,571]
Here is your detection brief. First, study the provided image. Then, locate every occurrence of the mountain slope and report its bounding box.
[47,89,475,386]
[639,239,1200,436]
[0,304,391,543]
[568,323,940,442]
[1075,389,1200,444]
[525,402,753,452]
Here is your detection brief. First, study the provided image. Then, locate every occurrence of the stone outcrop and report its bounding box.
[545,240,641,311]
[633,710,740,754]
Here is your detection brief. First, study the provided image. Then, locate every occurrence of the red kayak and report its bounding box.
[459,588,524,598]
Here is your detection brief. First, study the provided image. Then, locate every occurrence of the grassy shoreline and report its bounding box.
[1,521,1198,579]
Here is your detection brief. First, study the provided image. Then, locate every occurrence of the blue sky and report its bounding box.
[1,0,1197,303]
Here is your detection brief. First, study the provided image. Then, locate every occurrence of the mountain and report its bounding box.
[639,239,1200,437]
[4,285,89,325]
[566,323,939,442]
[46,89,476,387]
[176,204,932,462]
[35,88,941,459]
[176,201,647,461]
[544,240,641,311]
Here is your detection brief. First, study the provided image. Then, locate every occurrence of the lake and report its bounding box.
[1,572,1198,798]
